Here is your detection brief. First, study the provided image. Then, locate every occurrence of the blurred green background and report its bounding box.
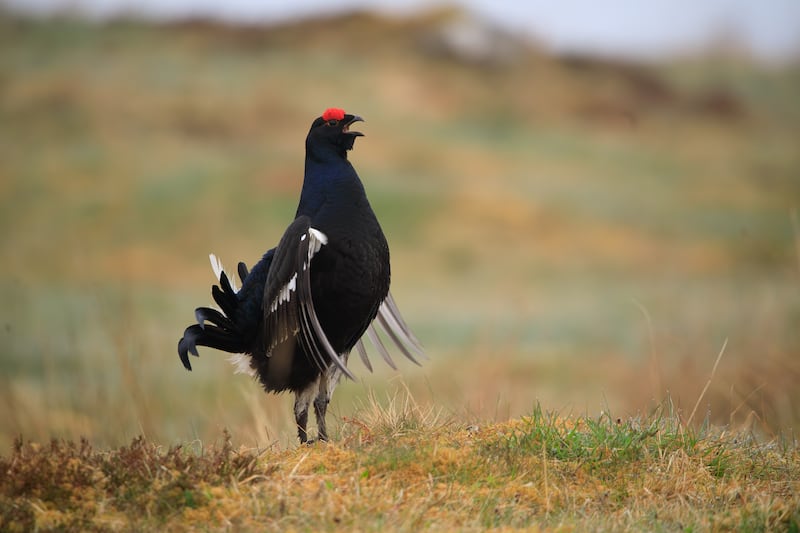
[1,7,798,449]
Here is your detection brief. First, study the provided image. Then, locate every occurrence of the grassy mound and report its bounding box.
[2,396,798,531]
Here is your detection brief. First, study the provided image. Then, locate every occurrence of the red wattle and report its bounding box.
[322,108,346,121]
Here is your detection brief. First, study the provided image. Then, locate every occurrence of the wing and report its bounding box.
[262,215,356,380]
[355,291,427,372]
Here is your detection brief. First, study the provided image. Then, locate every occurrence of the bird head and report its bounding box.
[306,108,364,160]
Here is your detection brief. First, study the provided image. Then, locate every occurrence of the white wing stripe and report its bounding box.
[309,228,328,246]
[270,273,297,313]
[268,227,327,313]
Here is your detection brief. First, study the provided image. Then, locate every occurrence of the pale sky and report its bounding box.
[4,0,800,60]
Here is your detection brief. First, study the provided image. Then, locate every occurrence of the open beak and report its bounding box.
[343,115,364,137]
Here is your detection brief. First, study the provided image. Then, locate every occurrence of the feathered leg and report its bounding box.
[294,380,318,444]
[314,353,349,442]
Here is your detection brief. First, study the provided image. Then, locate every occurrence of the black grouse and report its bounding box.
[178,107,424,444]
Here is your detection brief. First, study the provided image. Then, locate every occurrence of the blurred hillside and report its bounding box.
[1,9,798,449]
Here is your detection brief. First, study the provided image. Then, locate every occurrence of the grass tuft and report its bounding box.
[1,394,798,530]
[0,429,267,531]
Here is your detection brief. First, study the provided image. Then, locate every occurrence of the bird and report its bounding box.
[178,107,424,444]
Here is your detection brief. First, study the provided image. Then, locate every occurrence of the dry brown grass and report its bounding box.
[2,393,798,531]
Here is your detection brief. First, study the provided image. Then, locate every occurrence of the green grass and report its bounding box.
[1,396,797,531]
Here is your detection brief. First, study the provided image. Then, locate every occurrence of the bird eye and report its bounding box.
[327,119,338,127]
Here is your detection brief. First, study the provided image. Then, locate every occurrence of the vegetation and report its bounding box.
[2,394,798,531]
[1,7,799,530]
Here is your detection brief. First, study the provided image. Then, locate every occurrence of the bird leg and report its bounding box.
[313,387,330,442]
[314,353,349,442]
[294,381,318,444]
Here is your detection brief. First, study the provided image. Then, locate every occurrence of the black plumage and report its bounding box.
[178,108,423,443]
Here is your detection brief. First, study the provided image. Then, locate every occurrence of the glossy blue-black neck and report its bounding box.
[295,114,365,220]
[296,150,364,220]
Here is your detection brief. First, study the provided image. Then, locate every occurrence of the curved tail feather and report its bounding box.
[178,256,247,371]
[178,324,247,370]
[237,262,249,284]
